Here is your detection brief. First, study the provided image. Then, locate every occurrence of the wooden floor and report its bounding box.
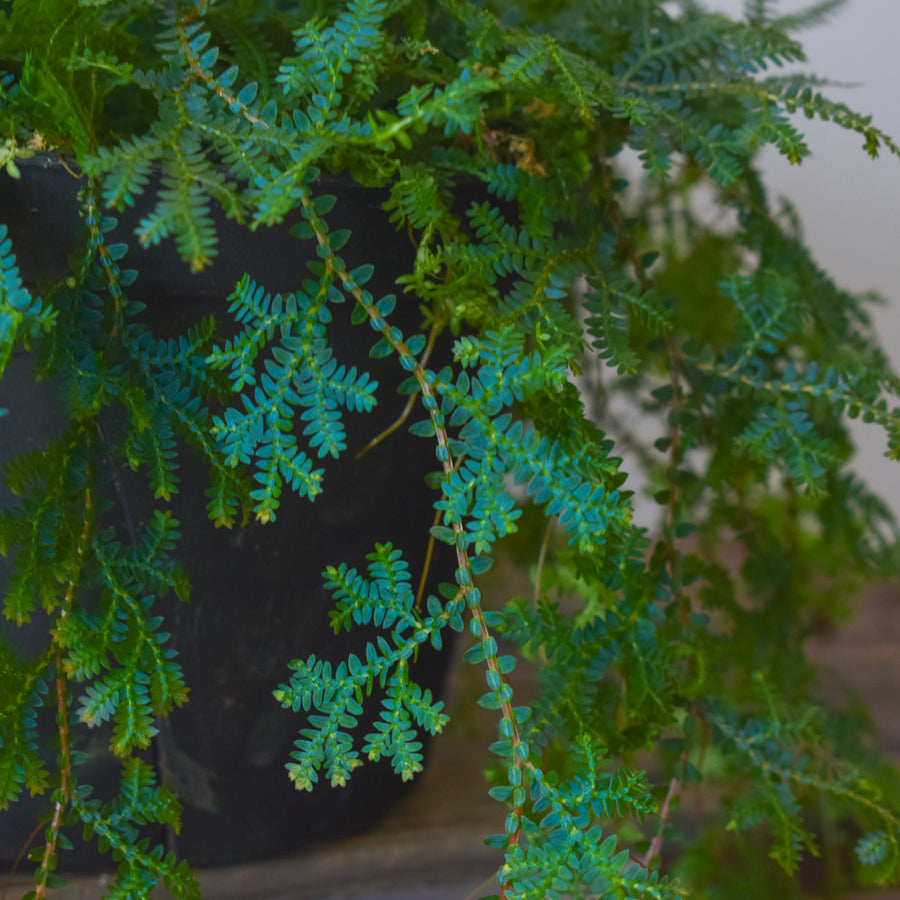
[3,576,899,900]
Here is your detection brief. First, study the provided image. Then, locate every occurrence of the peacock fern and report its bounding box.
[2,0,900,897]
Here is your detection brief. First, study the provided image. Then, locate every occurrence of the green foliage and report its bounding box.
[0,641,49,806]
[0,224,54,388]
[275,542,452,787]
[68,759,198,900]
[2,0,900,898]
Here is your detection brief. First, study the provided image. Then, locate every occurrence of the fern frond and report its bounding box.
[770,0,848,32]
[208,10,281,100]
[711,704,900,882]
[0,224,54,383]
[275,543,451,790]
[385,162,451,231]
[73,760,199,900]
[430,327,629,556]
[584,275,670,375]
[493,746,679,900]
[327,542,417,633]
[136,153,220,272]
[277,0,387,113]
[88,138,159,211]
[778,81,900,160]
[0,645,50,808]
[53,524,188,755]
[208,267,379,520]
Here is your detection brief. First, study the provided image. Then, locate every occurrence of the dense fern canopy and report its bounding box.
[2,1,900,898]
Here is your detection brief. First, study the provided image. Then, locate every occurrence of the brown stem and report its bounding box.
[177,8,268,130]
[532,520,552,609]
[1,816,48,900]
[84,188,126,335]
[303,194,530,879]
[460,873,499,900]
[663,334,688,615]
[32,485,92,898]
[602,170,689,605]
[641,770,682,869]
[33,657,74,900]
[416,507,441,612]
[416,454,465,611]
[355,314,443,460]
[56,154,82,179]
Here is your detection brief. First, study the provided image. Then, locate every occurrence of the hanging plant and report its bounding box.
[2,1,900,898]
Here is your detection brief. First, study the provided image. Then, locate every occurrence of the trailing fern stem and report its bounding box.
[33,483,92,900]
[301,187,533,877]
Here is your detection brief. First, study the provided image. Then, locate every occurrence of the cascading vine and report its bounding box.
[2,0,900,898]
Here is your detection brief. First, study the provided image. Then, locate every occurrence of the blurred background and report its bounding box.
[708,0,900,513]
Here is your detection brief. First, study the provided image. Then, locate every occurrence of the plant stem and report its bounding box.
[642,770,683,869]
[305,191,529,896]
[33,483,92,898]
[355,313,443,460]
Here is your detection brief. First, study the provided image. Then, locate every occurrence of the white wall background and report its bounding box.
[701,0,900,512]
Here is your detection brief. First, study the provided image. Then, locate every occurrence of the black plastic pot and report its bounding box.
[0,156,452,869]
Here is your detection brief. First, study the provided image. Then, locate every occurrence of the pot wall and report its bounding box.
[0,157,453,869]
